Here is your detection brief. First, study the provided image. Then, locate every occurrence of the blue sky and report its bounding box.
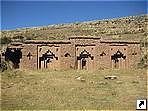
[1,0,147,30]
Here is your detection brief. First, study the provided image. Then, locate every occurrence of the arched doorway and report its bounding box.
[77,50,94,70]
[39,50,58,69]
[111,50,126,68]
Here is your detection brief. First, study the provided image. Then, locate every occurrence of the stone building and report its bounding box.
[3,37,141,70]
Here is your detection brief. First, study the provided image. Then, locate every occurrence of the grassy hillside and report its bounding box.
[1,69,147,110]
[1,14,147,41]
[0,15,147,67]
[1,15,147,110]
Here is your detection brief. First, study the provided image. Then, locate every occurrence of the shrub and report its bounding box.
[13,35,24,40]
[26,36,32,40]
[0,37,11,44]
[138,54,148,68]
[0,60,7,72]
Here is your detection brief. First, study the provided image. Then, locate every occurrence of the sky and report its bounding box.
[1,0,147,30]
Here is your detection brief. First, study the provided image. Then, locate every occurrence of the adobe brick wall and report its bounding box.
[70,37,100,70]
[128,44,141,68]
[99,40,141,69]
[20,44,38,69]
[4,37,141,70]
[37,44,60,70]
[60,43,75,70]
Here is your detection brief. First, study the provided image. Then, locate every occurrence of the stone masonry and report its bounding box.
[3,37,141,70]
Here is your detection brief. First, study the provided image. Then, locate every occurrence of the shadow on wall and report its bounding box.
[77,50,94,70]
[39,50,58,69]
[4,48,22,68]
[111,50,126,68]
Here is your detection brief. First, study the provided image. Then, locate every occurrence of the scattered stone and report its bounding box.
[75,76,86,82]
[132,80,139,84]
[80,78,86,82]
[104,76,117,80]
[10,82,14,85]
[90,81,95,84]
[76,76,81,80]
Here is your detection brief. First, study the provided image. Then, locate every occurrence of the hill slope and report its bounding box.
[1,14,148,41]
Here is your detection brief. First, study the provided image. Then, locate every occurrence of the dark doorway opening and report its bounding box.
[111,50,126,68]
[4,48,22,68]
[82,58,87,69]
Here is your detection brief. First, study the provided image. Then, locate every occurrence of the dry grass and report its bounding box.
[0,69,147,110]
[1,15,147,41]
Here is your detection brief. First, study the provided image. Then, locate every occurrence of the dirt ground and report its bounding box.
[0,69,147,110]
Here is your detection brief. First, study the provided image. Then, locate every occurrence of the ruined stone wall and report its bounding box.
[97,43,129,69]
[60,43,75,70]
[128,43,141,68]
[75,45,95,70]
[109,45,128,69]
[20,44,37,69]
[6,38,141,70]
[37,44,61,70]
[98,41,141,69]
[96,43,110,69]
[70,37,100,70]
[69,37,100,46]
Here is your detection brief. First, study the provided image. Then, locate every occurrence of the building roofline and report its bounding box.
[69,36,101,40]
[100,40,140,44]
[23,40,71,44]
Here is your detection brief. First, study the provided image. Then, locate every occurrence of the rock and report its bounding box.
[75,76,86,82]
[132,80,139,84]
[98,81,107,85]
[76,76,81,80]
[80,79,86,82]
[104,76,117,80]
[90,81,95,84]
[10,82,14,85]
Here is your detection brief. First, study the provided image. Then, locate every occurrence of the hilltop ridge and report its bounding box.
[1,14,147,41]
